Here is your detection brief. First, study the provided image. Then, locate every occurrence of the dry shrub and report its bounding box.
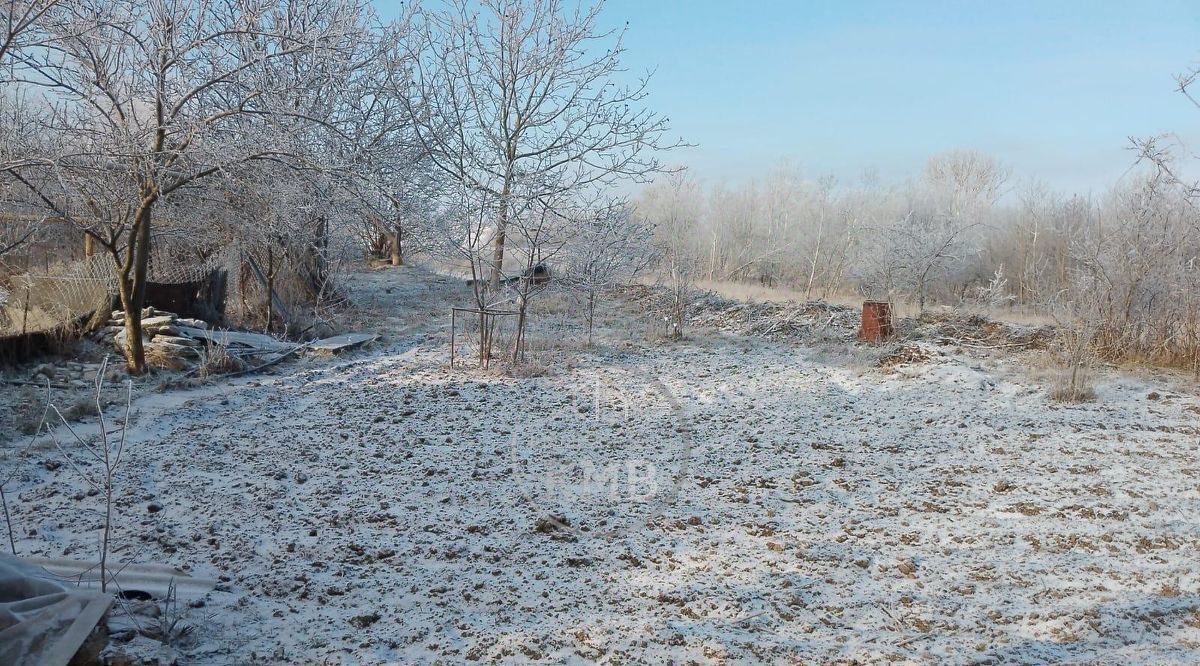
[144,345,193,371]
[1050,372,1095,403]
[502,333,578,377]
[1156,580,1183,598]
[530,289,574,319]
[9,384,46,436]
[1064,181,1200,371]
[58,394,99,421]
[196,343,244,379]
[1049,325,1096,402]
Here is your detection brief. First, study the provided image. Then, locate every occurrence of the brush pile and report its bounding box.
[624,285,1058,353]
[877,342,937,368]
[623,285,860,343]
[687,293,860,342]
[906,310,1056,351]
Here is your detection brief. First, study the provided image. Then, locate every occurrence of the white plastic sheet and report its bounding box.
[0,555,111,666]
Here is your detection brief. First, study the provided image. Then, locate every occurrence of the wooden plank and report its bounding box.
[307,332,378,352]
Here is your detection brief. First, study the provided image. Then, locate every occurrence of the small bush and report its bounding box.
[1049,370,1095,403]
[196,343,244,379]
[1049,325,1096,403]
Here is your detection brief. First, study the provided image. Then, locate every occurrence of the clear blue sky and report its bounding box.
[377,0,1200,194]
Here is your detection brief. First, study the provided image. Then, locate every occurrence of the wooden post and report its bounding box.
[20,277,31,336]
[450,308,456,366]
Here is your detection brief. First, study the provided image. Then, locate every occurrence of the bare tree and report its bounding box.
[0,0,57,65]
[47,356,131,593]
[1121,60,1200,373]
[563,200,656,346]
[924,150,1009,218]
[335,10,441,268]
[434,184,507,364]
[3,0,370,373]
[400,0,682,293]
[1132,62,1200,208]
[505,196,572,362]
[858,151,1007,308]
[640,171,701,339]
[0,1,60,258]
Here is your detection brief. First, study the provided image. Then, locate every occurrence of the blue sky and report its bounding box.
[377,0,1200,193]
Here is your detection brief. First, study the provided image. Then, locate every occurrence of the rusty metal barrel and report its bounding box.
[859,300,893,343]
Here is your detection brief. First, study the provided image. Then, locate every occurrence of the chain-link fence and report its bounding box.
[0,241,238,337]
[0,256,111,336]
[0,231,352,346]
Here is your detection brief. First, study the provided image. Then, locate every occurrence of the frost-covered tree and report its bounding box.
[332,11,441,267]
[4,0,371,372]
[0,0,55,68]
[505,195,573,361]
[399,0,681,293]
[640,171,702,339]
[0,1,60,257]
[860,151,1007,308]
[563,201,656,345]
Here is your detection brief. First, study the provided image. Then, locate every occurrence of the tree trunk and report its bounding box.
[478,310,491,366]
[118,203,152,374]
[489,214,507,290]
[512,294,528,364]
[586,290,596,348]
[309,217,329,292]
[805,224,823,299]
[265,244,275,333]
[390,225,403,266]
[489,176,512,291]
[19,279,30,336]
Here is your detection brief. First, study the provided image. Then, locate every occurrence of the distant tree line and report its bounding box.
[637,149,1200,370]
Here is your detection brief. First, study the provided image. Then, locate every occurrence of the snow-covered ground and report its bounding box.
[5,267,1200,664]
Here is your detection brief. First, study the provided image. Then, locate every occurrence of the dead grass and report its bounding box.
[195,343,244,379]
[144,346,193,371]
[10,385,45,436]
[58,394,98,421]
[1156,581,1184,598]
[502,360,556,378]
[1049,367,1097,403]
[805,342,880,377]
[692,278,836,305]
[529,289,575,319]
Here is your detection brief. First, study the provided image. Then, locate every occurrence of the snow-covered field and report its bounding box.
[6,268,1200,664]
